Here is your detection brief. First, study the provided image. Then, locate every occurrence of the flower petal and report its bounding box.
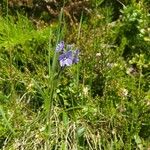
[56,41,64,52]
[65,50,72,58]
[65,58,73,66]
[60,60,65,67]
[59,53,65,61]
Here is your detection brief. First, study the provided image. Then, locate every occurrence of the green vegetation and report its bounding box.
[0,0,150,149]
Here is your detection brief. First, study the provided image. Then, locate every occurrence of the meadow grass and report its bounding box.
[0,1,150,150]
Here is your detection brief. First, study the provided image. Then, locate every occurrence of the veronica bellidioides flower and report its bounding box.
[73,49,79,64]
[56,41,79,67]
[55,41,64,52]
[59,50,73,67]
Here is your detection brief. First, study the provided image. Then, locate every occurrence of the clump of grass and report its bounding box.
[0,1,150,150]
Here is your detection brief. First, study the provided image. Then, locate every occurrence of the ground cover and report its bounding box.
[0,0,150,149]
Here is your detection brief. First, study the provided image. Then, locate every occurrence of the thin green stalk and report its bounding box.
[45,29,53,149]
[76,12,83,87]
[0,106,15,135]
[52,9,64,72]
[45,9,64,148]
[138,66,142,96]
[6,0,14,97]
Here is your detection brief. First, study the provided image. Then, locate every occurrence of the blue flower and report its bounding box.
[59,50,73,67]
[56,41,79,67]
[73,49,79,64]
[56,41,64,52]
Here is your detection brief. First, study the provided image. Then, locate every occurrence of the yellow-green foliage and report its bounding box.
[0,1,150,149]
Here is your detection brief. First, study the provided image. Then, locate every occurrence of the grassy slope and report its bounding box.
[0,1,150,150]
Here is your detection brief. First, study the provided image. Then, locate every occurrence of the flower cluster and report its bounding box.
[55,41,79,67]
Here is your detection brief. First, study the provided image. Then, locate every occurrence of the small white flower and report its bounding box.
[83,86,89,96]
[96,53,101,57]
[119,88,128,97]
[122,88,128,97]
